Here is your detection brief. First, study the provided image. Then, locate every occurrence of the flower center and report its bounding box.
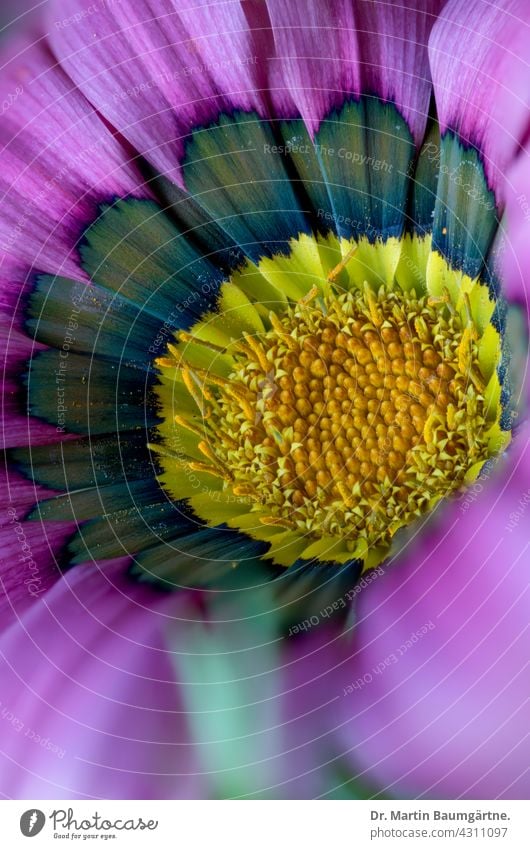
[198,285,489,549]
[153,234,509,569]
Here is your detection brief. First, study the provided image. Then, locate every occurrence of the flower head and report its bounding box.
[0,0,528,799]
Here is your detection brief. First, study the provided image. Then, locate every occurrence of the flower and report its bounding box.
[0,0,528,799]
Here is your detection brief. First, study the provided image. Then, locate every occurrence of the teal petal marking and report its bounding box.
[27,274,163,370]
[80,199,225,327]
[182,111,311,261]
[407,120,440,234]
[432,133,498,279]
[130,528,268,590]
[66,502,189,567]
[149,169,256,273]
[277,119,337,233]
[28,480,158,522]
[314,99,415,240]
[10,432,153,491]
[26,350,156,435]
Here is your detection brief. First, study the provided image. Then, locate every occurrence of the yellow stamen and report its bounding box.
[174,415,204,437]
[198,439,226,469]
[259,516,295,529]
[188,460,229,480]
[242,331,270,372]
[299,285,319,306]
[327,243,358,284]
[178,331,227,353]
[363,280,382,326]
[181,368,206,414]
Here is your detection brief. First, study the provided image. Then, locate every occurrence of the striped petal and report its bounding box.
[429,0,530,201]
[0,313,58,449]
[48,1,448,256]
[266,0,443,243]
[266,0,441,146]
[48,0,272,188]
[49,0,311,259]
[0,560,204,798]
[0,464,73,630]
[502,146,530,307]
[0,38,152,280]
[421,1,530,280]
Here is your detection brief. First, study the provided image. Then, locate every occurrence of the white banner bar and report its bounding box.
[1,799,528,847]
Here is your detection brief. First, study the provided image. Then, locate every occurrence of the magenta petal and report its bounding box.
[429,0,530,197]
[265,0,359,133]
[0,262,81,450]
[266,0,443,145]
[0,464,73,630]
[0,561,204,799]
[0,307,76,449]
[49,0,272,186]
[1,316,44,449]
[336,426,530,799]
[0,38,151,278]
[502,147,530,310]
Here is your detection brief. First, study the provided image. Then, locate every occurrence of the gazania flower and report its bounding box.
[0,0,528,799]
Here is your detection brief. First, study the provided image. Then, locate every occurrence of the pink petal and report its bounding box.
[0,260,80,453]
[0,303,79,449]
[336,424,530,798]
[266,0,443,146]
[0,463,74,631]
[502,146,530,310]
[0,36,152,278]
[0,266,82,625]
[0,560,204,799]
[49,0,272,188]
[1,314,46,449]
[429,0,530,198]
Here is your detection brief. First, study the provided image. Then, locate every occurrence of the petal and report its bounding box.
[0,557,352,799]
[265,0,443,244]
[49,1,311,258]
[0,314,61,449]
[48,0,273,186]
[0,464,73,630]
[0,560,204,798]
[77,198,225,324]
[25,349,157,435]
[336,425,530,798]
[429,0,530,199]
[502,148,530,306]
[266,0,442,147]
[8,195,227,444]
[426,1,530,279]
[48,1,445,253]
[0,38,151,279]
